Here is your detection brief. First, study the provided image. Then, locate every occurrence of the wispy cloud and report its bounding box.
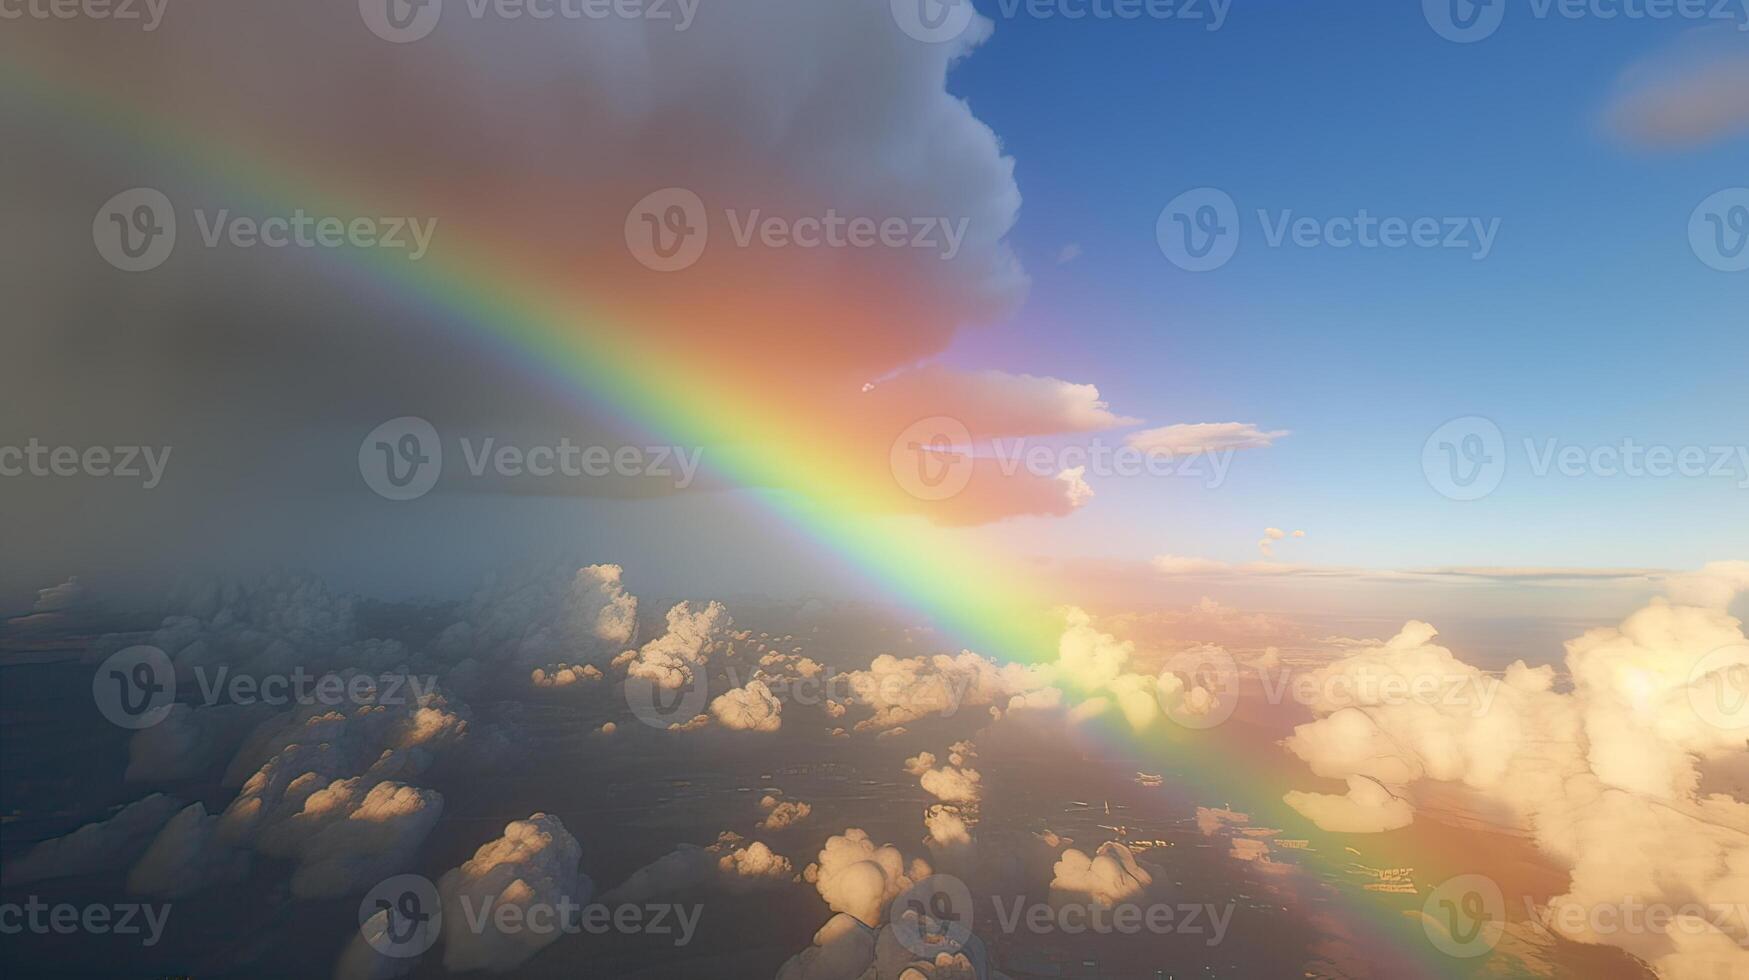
[1603,28,1749,149]
[1126,422,1289,455]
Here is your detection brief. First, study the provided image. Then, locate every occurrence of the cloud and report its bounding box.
[105,584,485,900]
[1279,569,1749,975]
[530,662,603,689]
[923,804,975,864]
[278,781,445,898]
[435,563,638,677]
[760,796,813,830]
[625,600,733,691]
[1055,607,1134,691]
[120,673,475,902]
[778,908,1001,980]
[30,575,86,612]
[1150,555,1242,576]
[710,679,784,732]
[776,913,878,980]
[1258,527,1305,559]
[859,365,1137,437]
[1050,841,1153,907]
[600,834,794,905]
[1,794,182,886]
[1056,243,1083,264]
[803,829,928,927]
[718,841,795,885]
[126,703,276,782]
[1412,566,1663,584]
[919,765,983,804]
[0,0,1052,584]
[842,609,1175,737]
[913,456,1102,526]
[127,803,251,898]
[1149,557,1666,588]
[1057,466,1095,509]
[1195,806,1249,836]
[1282,775,1414,834]
[1668,560,1749,610]
[90,571,368,683]
[1126,422,1289,455]
[1604,29,1749,149]
[438,813,591,974]
[599,843,720,906]
[57,573,500,905]
[841,652,1040,731]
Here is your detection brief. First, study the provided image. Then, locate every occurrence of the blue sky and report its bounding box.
[938,3,1747,573]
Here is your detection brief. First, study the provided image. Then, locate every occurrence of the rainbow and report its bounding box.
[4,50,1529,979]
